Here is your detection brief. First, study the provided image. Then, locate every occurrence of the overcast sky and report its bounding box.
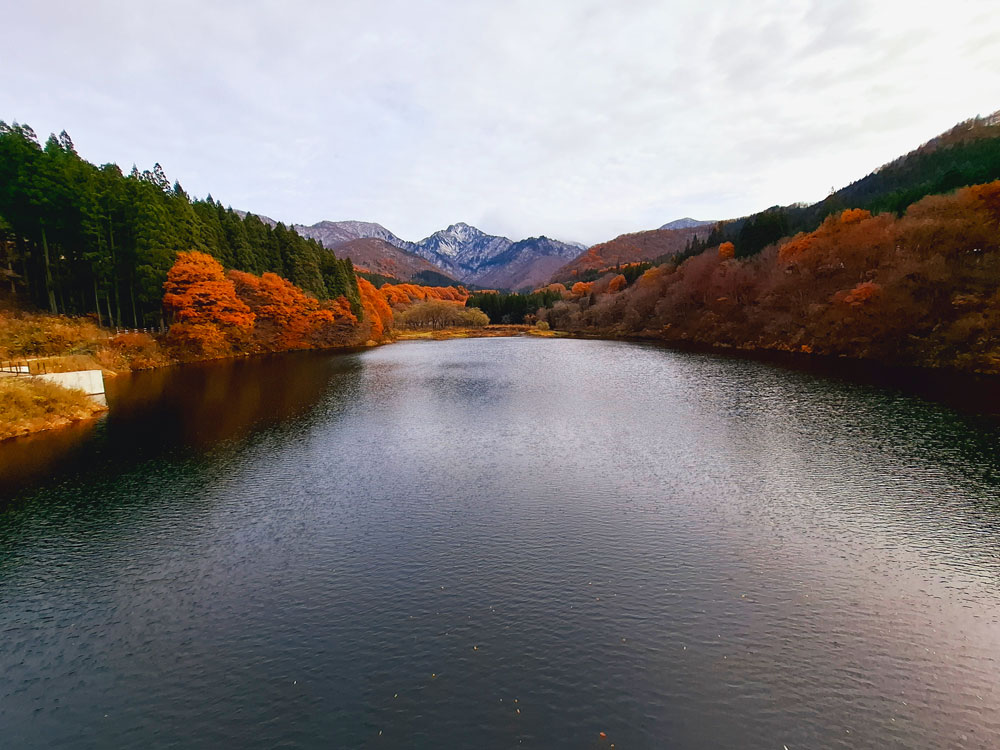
[3,0,997,245]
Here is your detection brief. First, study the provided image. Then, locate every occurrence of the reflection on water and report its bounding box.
[0,351,363,497]
[1,338,1000,749]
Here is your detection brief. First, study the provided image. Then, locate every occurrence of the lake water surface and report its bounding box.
[2,338,999,748]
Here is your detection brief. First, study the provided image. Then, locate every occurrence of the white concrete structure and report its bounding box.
[35,369,107,406]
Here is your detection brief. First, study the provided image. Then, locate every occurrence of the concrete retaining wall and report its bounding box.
[35,369,107,406]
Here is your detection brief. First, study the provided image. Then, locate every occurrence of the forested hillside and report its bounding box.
[0,122,360,327]
[550,111,1000,280]
[552,224,709,281]
[539,183,1000,374]
[685,112,1000,260]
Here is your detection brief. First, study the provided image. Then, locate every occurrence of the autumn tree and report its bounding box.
[357,276,393,340]
[228,270,356,351]
[163,250,254,357]
[395,299,489,329]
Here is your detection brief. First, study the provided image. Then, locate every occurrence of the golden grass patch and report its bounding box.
[0,377,107,441]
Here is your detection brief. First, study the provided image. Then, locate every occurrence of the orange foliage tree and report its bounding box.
[718,241,736,259]
[379,283,469,307]
[357,277,394,340]
[607,274,628,293]
[228,271,357,351]
[534,283,569,297]
[840,208,872,225]
[163,251,255,357]
[837,281,882,306]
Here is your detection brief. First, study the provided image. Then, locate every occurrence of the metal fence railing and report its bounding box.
[0,359,31,375]
[113,327,163,335]
[0,328,165,377]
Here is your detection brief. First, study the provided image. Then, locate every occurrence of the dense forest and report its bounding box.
[465,289,565,324]
[539,182,1000,374]
[0,122,361,327]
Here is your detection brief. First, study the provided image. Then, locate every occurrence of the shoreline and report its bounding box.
[5,323,1000,444]
[0,376,110,442]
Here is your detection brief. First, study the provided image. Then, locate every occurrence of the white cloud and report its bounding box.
[2,0,995,244]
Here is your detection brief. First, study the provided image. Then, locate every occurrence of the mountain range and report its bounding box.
[290,220,585,290]
[292,220,412,253]
[241,209,714,290]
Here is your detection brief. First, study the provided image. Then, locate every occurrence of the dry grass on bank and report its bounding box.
[26,354,102,374]
[0,312,109,359]
[395,324,534,340]
[0,312,173,375]
[94,332,173,373]
[0,377,107,441]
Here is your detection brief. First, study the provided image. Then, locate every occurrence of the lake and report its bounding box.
[2,338,999,748]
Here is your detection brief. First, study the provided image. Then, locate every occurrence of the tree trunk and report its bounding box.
[113,280,122,327]
[40,222,57,313]
[108,217,122,326]
[94,279,103,326]
[17,235,31,299]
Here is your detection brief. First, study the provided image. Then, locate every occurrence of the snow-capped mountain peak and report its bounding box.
[412,223,512,268]
[292,220,412,252]
[265,213,589,289]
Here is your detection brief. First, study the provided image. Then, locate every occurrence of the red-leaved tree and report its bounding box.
[163,251,255,357]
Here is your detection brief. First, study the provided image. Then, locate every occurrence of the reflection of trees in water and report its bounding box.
[110,351,364,448]
[0,351,364,498]
[0,419,102,499]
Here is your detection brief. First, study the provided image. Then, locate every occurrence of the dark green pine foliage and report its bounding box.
[466,289,563,324]
[0,122,358,326]
[570,261,655,285]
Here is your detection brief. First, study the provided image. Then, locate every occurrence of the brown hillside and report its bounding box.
[552,225,711,281]
[335,238,459,283]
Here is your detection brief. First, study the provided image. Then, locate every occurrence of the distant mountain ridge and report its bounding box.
[472,236,584,290]
[659,218,715,230]
[289,218,584,290]
[292,220,412,253]
[331,237,460,284]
